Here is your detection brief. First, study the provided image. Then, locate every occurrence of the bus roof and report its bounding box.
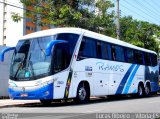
[20,27,156,54]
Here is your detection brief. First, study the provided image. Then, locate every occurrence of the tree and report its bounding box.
[13,0,115,29]
[12,0,160,53]
[120,16,160,53]
[89,0,116,37]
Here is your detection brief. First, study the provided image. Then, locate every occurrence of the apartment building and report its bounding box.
[0,0,24,46]
[0,0,51,47]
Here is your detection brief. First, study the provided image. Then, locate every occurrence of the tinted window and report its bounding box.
[97,41,102,58]
[96,41,111,60]
[52,44,69,73]
[111,45,125,62]
[134,51,143,64]
[151,54,157,66]
[56,33,79,55]
[126,48,134,63]
[144,53,151,66]
[51,33,79,74]
[78,37,97,59]
[107,44,112,60]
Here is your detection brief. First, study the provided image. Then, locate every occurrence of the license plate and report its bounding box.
[20,93,28,97]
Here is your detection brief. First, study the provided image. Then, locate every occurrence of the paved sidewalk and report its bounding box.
[0,97,99,108]
[0,99,39,107]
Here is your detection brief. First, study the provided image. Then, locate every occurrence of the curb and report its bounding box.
[0,100,39,108]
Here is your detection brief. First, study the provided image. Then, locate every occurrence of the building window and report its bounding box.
[26,26,36,31]
[26,18,32,22]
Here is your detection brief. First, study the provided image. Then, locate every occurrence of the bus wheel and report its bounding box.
[137,84,144,97]
[40,99,52,105]
[145,84,150,96]
[75,83,89,103]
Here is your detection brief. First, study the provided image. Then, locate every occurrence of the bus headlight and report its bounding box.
[9,82,17,88]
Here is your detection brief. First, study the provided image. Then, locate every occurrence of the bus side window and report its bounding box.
[107,44,112,60]
[78,36,97,60]
[111,45,125,62]
[100,42,112,60]
[111,45,116,61]
[114,45,125,62]
[97,41,111,60]
[125,48,134,63]
[97,41,102,59]
[151,54,157,66]
[144,53,151,66]
[134,50,143,65]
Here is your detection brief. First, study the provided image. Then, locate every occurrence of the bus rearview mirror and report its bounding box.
[0,47,15,62]
[45,40,68,56]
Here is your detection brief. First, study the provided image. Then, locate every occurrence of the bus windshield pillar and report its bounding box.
[0,47,15,62]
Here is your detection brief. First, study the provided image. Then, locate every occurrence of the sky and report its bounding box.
[113,0,160,25]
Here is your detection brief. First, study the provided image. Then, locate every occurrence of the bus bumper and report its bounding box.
[8,83,54,100]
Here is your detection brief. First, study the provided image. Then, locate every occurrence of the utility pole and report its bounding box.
[116,0,120,40]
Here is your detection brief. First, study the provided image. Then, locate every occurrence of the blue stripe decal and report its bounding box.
[115,64,135,94]
[123,65,140,94]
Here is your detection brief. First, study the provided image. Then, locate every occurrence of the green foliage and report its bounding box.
[11,12,22,22]
[12,0,115,29]
[11,0,160,54]
[120,16,160,53]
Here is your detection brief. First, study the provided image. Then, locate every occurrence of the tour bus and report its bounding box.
[0,28,159,104]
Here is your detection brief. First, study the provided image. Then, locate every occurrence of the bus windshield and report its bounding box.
[10,33,79,80]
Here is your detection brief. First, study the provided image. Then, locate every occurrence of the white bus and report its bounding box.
[0,28,159,104]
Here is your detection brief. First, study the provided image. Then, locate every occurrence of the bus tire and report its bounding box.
[145,84,150,96]
[137,84,144,97]
[75,82,90,103]
[40,99,52,105]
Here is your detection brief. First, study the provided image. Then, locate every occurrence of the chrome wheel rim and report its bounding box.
[78,87,86,101]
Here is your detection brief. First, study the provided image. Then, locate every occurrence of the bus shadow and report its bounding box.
[9,93,160,108]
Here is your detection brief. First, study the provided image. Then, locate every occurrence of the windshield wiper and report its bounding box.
[13,54,25,79]
[14,62,23,79]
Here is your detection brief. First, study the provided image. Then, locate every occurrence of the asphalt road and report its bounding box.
[0,94,160,119]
